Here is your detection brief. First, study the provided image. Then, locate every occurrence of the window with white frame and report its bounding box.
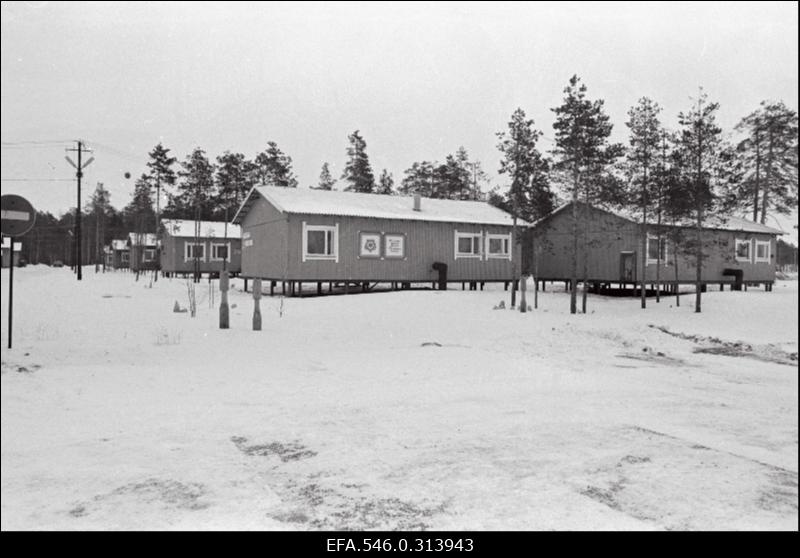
[734,238,751,262]
[121,251,129,263]
[143,248,157,262]
[184,242,205,261]
[303,223,338,262]
[754,239,771,263]
[454,231,482,259]
[210,242,230,262]
[646,235,668,265]
[486,233,512,260]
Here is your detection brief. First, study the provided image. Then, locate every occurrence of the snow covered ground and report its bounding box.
[1,266,797,531]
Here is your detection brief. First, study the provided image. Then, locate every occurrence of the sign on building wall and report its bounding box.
[359,232,381,258]
[384,234,406,259]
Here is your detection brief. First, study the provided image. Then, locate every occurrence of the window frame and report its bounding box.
[184,242,206,262]
[754,239,771,263]
[210,242,231,262]
[143,248,157,262]
[302,222,339,262]
[734,238,751,263]
[120,251,130,264]
[646,234,669,265]
[454,230,483,260]
[486,232,513,260]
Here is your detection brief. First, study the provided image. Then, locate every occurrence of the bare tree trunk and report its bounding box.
[533,237,539,310]
[641,202,648,309]
[95,212,100,273]
[694,99,704,314]
[570,170,579,314]
[655,210,662,303]
[695,206,703,313]
[581,219,588,314]
[674,236,680,307]
[511,216,517,308]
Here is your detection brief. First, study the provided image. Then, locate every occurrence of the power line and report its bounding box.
[1,178,76,182]
[83,139,142,163]
[1,139,74,146]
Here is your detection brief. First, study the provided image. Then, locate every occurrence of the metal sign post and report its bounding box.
[1,195,36,349]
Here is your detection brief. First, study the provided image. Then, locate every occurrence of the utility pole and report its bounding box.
[65,141,94,281]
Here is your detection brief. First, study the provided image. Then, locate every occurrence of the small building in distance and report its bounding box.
[104,239,130,270]
[232,186,524,294]
[1,237,22,268]
[159,219,242,277]
[531,202,785,292]
[127,232,159,273]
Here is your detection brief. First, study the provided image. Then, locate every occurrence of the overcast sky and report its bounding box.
[2,1,797,241]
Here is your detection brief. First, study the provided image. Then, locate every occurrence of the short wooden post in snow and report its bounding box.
[219,270,230,329]
[252,278,262,331]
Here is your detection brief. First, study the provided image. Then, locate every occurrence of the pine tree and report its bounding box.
[124,174,156,276]
[166,148,216,221]
[735,101,798,223]
[341,130,376,193]
[85,182,112,271]
[376,169,395,195]
[625,97,663,309]
[145,143,177,221]
[552,76,623,314]
[400,161,437,196]
[676,89,731,313]
[254,142,298,188]
[124,174,156,230]
[496,108,555,310]
[216,151,255,219]
[316,162,337,190]
[497,108,555,223]
[434,153,471,200]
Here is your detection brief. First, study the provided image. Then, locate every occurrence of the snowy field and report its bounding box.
[1,265,797,531]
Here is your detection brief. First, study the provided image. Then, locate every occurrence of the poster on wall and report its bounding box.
[384,234,405,259]
[359,232,381,258]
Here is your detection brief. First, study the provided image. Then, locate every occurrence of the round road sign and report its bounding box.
[1,195,36,237]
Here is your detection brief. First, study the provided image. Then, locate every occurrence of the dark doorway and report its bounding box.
[620,251,636,282]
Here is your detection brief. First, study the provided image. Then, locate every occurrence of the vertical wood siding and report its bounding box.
[239,197,521,281]
[240,197,289,279]
[532,205,778,283]
[160,236,242,274]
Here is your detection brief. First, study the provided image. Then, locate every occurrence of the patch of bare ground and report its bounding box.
[615,348,688,367]
[231,436,317,462]
[649,325,798,366]
[232,435,446,529]
[577,426,799,529]
[757,470,799,514]
[580,454,659,523]
[268,480,446,530]
[1,360,41,375]
[67,478,209,518]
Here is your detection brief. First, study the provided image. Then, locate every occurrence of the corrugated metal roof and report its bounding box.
[536,202,785,235]
[161,219,241,239]
[233,186,524,227]
[700,215,785,235]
